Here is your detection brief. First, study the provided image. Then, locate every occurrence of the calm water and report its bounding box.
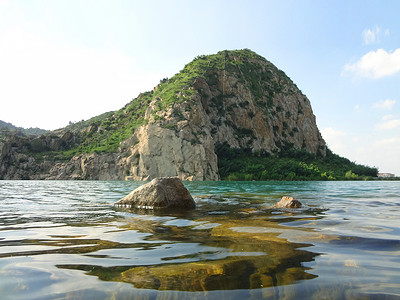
[0,180,399,300]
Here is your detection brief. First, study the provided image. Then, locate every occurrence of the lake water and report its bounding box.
[0,180,399,299]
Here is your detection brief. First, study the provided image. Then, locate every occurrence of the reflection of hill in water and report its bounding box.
[57,199,322,292]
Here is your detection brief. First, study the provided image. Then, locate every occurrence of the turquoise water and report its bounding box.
[0,180,399,299]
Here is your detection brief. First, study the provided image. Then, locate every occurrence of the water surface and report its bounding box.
[0,181,399,299]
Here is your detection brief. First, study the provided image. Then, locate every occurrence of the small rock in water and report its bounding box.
[115,177,196,210]
[276,196,302,208]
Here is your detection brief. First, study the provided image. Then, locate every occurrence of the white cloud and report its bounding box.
[343,48,400,79]
[376,119,400,130]
[373,99,396,110]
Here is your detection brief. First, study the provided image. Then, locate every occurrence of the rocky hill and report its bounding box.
[1,49,354,180]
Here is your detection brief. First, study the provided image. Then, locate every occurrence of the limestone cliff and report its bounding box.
[0,49,326,180]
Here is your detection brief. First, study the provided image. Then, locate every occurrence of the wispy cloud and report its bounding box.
[375,103,400,130]
[362,26,389,45]
[375,137,400,148]
[363,26,380,45]
[376,119,400,130]
[382,114,395,121]
[373,99,396,110]
[343,48,400,79]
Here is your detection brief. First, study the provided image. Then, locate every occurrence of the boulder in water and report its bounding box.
[115,177,196,209]
[276,196,302,208]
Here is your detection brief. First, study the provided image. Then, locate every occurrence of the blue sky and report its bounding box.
[1,0,399,175]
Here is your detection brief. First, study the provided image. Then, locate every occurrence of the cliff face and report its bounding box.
[0,49,326,180]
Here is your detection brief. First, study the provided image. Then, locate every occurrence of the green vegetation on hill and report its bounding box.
[216,143,378,181]
[0,120,48,136]
[62,111,115,132]
[51,92,153,160]
[151,49,290,113]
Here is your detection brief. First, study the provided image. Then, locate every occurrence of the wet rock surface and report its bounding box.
[276,196,303,208]
[115,177,196,209]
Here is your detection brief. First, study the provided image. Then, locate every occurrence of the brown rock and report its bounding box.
[115,177,196,209]
[276,196,302,208]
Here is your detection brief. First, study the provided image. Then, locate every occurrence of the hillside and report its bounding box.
[0,120,17,130]
[0,120,48,136]
[0,49,377,180]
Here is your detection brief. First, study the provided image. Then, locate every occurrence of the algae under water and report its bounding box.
[0,180,399,299]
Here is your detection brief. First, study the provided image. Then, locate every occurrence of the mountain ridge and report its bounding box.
[0,120,48,136]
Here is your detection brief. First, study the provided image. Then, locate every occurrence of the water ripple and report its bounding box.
[0,180,399,299]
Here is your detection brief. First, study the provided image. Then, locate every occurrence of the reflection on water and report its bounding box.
[56,212,319,292]
[0,180,400,299]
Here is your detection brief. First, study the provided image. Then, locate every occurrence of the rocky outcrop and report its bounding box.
[115,177,196,209]
[0,49,327,181]
[276,196,302,208]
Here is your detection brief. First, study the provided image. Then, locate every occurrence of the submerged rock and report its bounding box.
[115,215,318,291]
[115,177,196,209]
[119,254,316,291]
[276,196,302,208]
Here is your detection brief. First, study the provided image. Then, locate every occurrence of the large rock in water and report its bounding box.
[276,196,302,208]
[115,177,196,209]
